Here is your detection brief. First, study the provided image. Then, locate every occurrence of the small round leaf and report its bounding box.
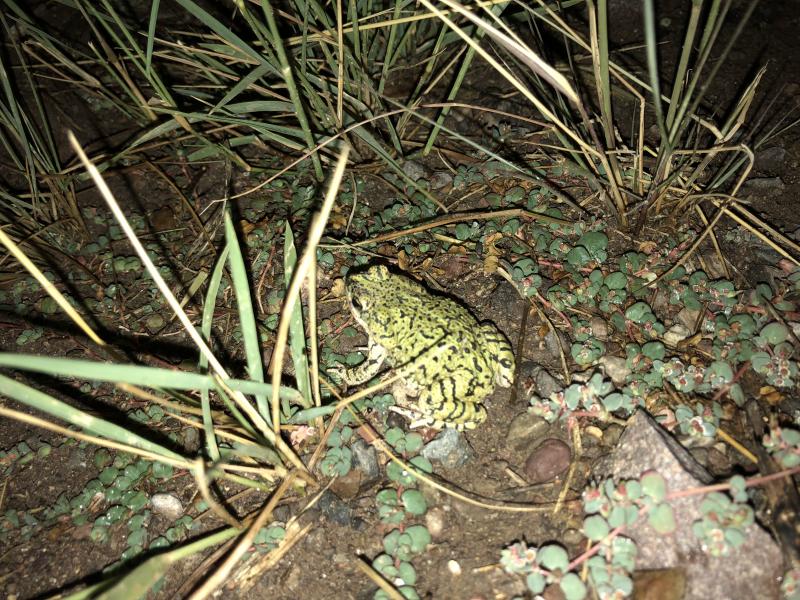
[559,572,588,600]
[537,544,569,572]
[583,515,610,541]
[401,489,427,515]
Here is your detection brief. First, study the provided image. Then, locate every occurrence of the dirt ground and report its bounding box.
[1,1,800,599]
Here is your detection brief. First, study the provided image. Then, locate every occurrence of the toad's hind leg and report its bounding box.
[480,323,515,387]
[415,389,487,430]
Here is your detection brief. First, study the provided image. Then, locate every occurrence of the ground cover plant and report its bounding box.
[1,0,800,598]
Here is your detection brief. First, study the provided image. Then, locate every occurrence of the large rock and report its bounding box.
[598,410,782,599]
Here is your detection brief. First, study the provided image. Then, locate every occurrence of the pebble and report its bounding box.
[151,493,183,520]
[602,423,624,448]
[430,171,454,189]
[700,251,728,279]
[425,507,447,539]
[561,527,585,547]
[663,323,690,346]
[402,160,428,182]
[329,469,363,500]
[317,490,353,526]
[531,365,563,399]
[543,328,570,358]
[590,316,610,340]
[651,289,670,314]
[351,438,380,480]
[584,425,603,440]
[506,412,550,452]
[633,568,687,600]
[420,428,474,468]
[523,438,571,484]
[447,560,462,576]
[740,176,786,197]
[182,427,200,453]
[599,355,631,386]
[675,307,701,331]
[754,146,786,174]
[705,446,733,476]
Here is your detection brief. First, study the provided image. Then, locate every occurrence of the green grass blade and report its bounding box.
[664,0,701,132]
[199,247,230,461]
[212,382,259,441]
[377,1,403,96]
[171,0,272,67]
[0,374,184,461]
[642,0,667,147]
[283,223,312,409]
[259,0,324,180]
[423,2,508,154]
[224,209,270,423]
[0,353,302,401]
[145,0,160,78]
[211,63,276,115]
[290,405,338,422]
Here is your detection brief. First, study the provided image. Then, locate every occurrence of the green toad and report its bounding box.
[336,264,515,429]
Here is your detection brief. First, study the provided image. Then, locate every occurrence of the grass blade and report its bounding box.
[0,374,185,461]
[224,208,271,423]
[283,223,313,409]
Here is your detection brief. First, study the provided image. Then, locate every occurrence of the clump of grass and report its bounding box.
[0,137,351,596]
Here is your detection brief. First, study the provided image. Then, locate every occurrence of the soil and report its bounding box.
[1,1,799,599]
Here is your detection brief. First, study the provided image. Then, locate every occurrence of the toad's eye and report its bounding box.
[351,297,364,312]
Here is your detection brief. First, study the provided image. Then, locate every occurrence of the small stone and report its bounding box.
[633,568,687,600]
[151,206,177,231]
[402,160,428,182]
[590,316,610,340]
[317,490,353,526]
[523,438,571,484]
[145,314,165,333]
[597,411,782,599]
[351,439,380,480]
[182,427,200,452]
[542,584,567,600]
[754,146,786,174]
[329,469,363,500]
[584,425,603,440]
[651,289,670,314]
[599,355,631,386]
[531,365,563,398]
[280,562,302,590]
[421,428,474,468]
[272,505,292,523]
[561,527,585,547]
[602,423,624,447]
[675,307,701,331]
[506,412,550,452]
[447,560,462,575]
[663,323,690,346]
[740,176,786,197]
[704,446,733,476]
[543,328,570,359]
[385,411,407,430]
[425,507,447,539]
[700,252,728,279]
[430,171,454,190]
[151,494,182,520]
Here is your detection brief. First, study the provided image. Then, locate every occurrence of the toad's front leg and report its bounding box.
[332,339,388,386]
